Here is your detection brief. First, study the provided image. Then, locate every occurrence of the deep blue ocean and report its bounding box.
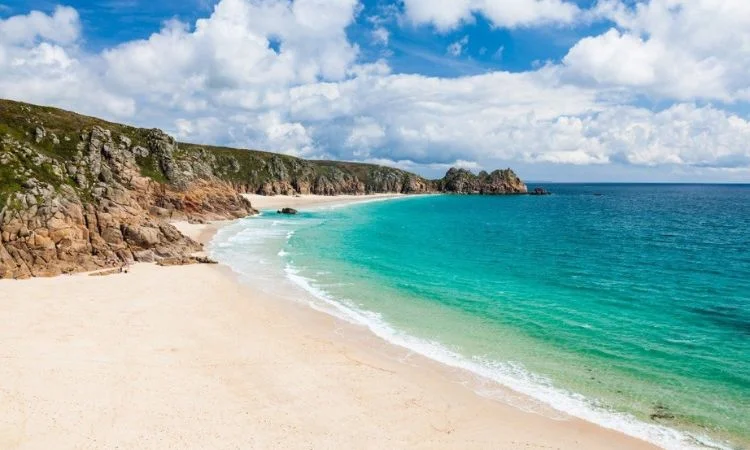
[211,185,750,449]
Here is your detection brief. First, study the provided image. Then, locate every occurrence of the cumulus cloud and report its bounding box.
[563,0,750,101]
[0,6,134,117]
[402,0,579,30]
[103,0,359,102]
[0,5,80,45]
[1,0,749,180]
[522,104,750,167]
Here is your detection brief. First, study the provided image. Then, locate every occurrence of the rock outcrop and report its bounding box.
[437,168,527,194]
[530,187,551,195]
[277,208,298,215]
[0,115,256,278]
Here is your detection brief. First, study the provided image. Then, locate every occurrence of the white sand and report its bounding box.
[241,193,410,211]
[0,195,658,450]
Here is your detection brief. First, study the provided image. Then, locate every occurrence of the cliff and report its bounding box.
[438,168,528,194]
[0,99,525,279]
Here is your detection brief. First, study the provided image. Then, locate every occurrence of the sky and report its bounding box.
[1,0,749,182]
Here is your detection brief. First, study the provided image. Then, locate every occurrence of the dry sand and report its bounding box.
[241,193,410,211]
[0,194,658,449]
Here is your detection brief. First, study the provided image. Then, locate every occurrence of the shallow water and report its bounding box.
[211,185,750,449]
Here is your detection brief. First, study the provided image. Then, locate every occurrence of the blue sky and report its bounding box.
[1,0,216,48]
[1,0,749,182]
[2,0,601,73]
[1,0,615,75]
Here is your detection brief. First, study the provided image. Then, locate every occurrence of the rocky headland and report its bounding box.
[438,167,528,195]
[0,99,527,278]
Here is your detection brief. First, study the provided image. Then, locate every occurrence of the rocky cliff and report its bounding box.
[0,99,526,279]
[437,167,528,194]
[174,145,436,196]
[0,123,256,278]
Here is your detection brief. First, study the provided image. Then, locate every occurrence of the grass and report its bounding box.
[0,163,22,212]
[135,153,169,184]
[0,99,158,178]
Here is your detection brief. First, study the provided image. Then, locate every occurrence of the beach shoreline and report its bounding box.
[0,194,659,449]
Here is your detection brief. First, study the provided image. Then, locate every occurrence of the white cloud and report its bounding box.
[345,117,386,154]
[0,5,80,45]
[446,35,469,57]
[563,0,750,101]
[256,111,316,157]
[522,104,750,167]
[103,0,360,103]
[362,158,482,173]
[0,6,134,118]
[402,0,579,30]
[371,26,389,45]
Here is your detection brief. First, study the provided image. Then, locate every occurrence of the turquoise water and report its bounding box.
[211,185,750,449]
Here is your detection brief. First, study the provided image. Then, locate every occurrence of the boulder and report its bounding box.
[277,207,298,215]
[133,249,155,263]
[156,255,217,267]
[529,187,551,195]
[123,225,162,247]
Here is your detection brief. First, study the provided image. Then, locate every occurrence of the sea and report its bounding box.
[209,184,750,449]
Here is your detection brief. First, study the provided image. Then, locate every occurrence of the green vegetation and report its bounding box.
[0,163,21,211]
[0,99,154,184]
[135,153,169,184]
[181,143,283,184]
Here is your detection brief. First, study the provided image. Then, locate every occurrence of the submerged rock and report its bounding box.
[650,404,676,421]
[277,207,298,215]
[530,187,551,195]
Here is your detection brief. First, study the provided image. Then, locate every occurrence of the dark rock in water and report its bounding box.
[650,404,676,421]
[277,207,298,215]
[530,187,551,195]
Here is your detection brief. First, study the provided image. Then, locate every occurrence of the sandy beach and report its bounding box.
[0,194,657,449]
[241,193,411,210]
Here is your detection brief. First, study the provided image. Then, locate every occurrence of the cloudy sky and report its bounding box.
[1,0,749,181]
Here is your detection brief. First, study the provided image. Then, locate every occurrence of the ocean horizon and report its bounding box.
[210,184,749,450]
